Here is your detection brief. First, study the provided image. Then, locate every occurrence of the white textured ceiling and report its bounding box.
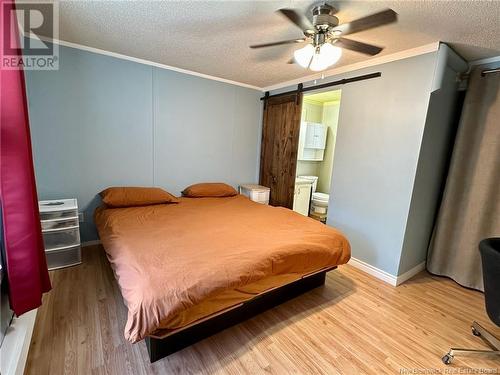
[38,1,500,88]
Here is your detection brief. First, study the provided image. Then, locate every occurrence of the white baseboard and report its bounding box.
[396,262,426,286]
[348,257,398,286]
[81,240,101,247]
[348,258,426,286]
[0,309,37,375]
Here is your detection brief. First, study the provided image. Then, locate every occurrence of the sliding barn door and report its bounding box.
[259,93,302,208]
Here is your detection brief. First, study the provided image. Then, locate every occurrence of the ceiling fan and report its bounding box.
[250,3,397,71]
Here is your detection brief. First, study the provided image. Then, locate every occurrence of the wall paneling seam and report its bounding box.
[152,67,156,186]
[229,87,237,183]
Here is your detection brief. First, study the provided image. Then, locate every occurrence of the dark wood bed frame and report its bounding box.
[145,266,335,362]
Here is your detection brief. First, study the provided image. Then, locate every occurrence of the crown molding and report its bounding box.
[25,31,442,94]
[24,33,262,91]
[262,42,441,92]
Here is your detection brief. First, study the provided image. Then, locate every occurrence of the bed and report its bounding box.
[94,194,350,362]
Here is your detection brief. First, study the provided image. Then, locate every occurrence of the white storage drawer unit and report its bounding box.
[40,209,78,221]
[41,217,79,231]
[39,199,82,270]
[45,246,81,270]
[239,184,270,205]
[42,227,80,250]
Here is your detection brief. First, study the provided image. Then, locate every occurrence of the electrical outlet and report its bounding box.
[78,212,85,222]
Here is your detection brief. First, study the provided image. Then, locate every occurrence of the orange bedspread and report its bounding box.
[95,195,350,343]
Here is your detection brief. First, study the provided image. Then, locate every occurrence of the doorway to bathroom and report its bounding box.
[293,89,341,223]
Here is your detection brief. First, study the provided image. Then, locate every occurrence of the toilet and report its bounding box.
[311,192,329,214]
[297,176,330,217]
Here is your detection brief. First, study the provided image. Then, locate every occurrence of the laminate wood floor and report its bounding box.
[25,245,500,374]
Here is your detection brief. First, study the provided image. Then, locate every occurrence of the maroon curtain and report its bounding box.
[0,0,51,316]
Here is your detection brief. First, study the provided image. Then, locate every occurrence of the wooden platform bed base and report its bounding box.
[145,266,335,363]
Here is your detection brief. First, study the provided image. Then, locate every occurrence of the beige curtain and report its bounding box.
[427,63,500,291]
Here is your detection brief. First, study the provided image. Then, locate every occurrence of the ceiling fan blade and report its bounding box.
[334,9,397,36]
[278,8,314,32]
[250,38,306,49]
[335,38,383,56]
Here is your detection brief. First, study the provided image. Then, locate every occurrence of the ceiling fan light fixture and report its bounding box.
[293,44,315,68]
[321,42,342,65]
[309,43,342,71]
[309,52,329,72]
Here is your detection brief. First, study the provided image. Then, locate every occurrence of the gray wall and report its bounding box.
[397,77,459,275]
[26,45,262,242]
[328,53,438,276]
[398,46,467,275]
[271,51,440,276]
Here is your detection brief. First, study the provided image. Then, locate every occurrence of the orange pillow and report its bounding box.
[100,187,179,208]
[182,183,238,198]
